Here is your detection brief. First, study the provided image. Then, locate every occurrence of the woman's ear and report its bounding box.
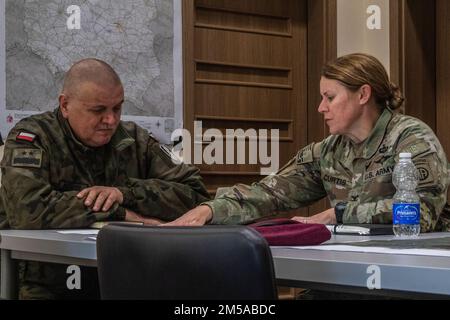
[358,84,372,105]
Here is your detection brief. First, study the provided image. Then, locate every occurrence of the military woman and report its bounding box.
[168,53,449,231]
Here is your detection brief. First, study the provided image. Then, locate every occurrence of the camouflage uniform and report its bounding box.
[0,108,210,299]
[207,108,449,231]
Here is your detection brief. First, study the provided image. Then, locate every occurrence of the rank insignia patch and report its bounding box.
[12,149,43,168]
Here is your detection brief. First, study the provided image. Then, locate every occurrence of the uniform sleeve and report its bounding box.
[117,137,210,221]
[0,130,125,230]
[205,142,328,224]
[343,132,448,232]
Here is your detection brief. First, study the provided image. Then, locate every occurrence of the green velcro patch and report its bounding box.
[12,148,42,168]
[401,141,430,158]
[297,143,314,165]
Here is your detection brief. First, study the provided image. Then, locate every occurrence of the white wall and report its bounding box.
[337,0,390,73]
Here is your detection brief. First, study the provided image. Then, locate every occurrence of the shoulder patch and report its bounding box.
[16,132,37,143]
[297,143,314,165]
[414,159,436,187]
[12,148,42,168]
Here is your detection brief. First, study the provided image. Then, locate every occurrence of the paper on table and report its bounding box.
[289,244,450,257]
[325,224,394,235]
[90,221,144,229]
[57,230,99,235]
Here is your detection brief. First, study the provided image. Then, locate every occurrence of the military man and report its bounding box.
[167,53,449,231]
[0,58,210,299]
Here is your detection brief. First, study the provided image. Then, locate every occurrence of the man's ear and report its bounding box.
[59,94,69,118]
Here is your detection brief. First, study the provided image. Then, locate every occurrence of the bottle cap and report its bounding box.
[399,152,412,159]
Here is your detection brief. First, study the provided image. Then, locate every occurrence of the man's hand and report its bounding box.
[77,186,123,212]
[291,208,336,224]
[125,209,164,226]
[163,205,213,226]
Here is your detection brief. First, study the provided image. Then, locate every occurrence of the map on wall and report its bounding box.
[3,0,179,143]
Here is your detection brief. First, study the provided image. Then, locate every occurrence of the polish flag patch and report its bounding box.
[16,132,37,142]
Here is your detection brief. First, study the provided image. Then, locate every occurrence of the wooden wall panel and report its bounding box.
[186,0,307,188]
[391,0,449,201]
[403,0,436,130]
[436,0,450,203]
[436,0,450,159]
[195,60,292,89]
[195,6,292,36]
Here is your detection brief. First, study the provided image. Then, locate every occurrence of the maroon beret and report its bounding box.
[249,218,331,246]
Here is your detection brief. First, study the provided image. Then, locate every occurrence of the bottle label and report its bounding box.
[393,203,420,224]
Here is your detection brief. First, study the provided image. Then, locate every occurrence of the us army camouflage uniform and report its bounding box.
[0,108,210,299]
[207,108,449,231]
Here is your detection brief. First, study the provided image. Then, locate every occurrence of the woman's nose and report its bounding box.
[318,99,328,113]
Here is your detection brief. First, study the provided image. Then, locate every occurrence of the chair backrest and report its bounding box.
[97,224,278,300]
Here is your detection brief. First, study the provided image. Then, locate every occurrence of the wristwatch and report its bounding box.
[334,202,347,224]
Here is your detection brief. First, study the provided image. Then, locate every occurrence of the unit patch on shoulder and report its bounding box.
[414,160,435,187]
[16,132,37,143]
[12,149,43,168]
[297,143,314,165]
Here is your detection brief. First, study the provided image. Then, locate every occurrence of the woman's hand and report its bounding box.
[125,209,164,225]
[163,205,213,226]
[291,208,336,224]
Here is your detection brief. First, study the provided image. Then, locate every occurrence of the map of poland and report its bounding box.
[6,0,174,118]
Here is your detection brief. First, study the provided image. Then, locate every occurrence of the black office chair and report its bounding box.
[96,224,278,300]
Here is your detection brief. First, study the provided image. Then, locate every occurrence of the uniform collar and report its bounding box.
[109,124,135,151]
[361,107,393,159]
[56,108,135,152]
[336,107,393,169]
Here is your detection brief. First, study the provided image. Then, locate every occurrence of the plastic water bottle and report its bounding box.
[392,152,420,237]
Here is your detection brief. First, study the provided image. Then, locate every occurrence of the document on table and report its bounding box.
[325,224,393,235]
[57,230,99,235]
[289,244,450,257]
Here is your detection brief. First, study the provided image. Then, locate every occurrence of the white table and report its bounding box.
[272,233,450,298]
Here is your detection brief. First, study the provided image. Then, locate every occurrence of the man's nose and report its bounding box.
[102,112,118,125]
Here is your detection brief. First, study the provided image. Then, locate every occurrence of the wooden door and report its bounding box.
[183,0,307,191]
[391,0,450,200]
[436,0,450,202]
[436,0,450,160]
